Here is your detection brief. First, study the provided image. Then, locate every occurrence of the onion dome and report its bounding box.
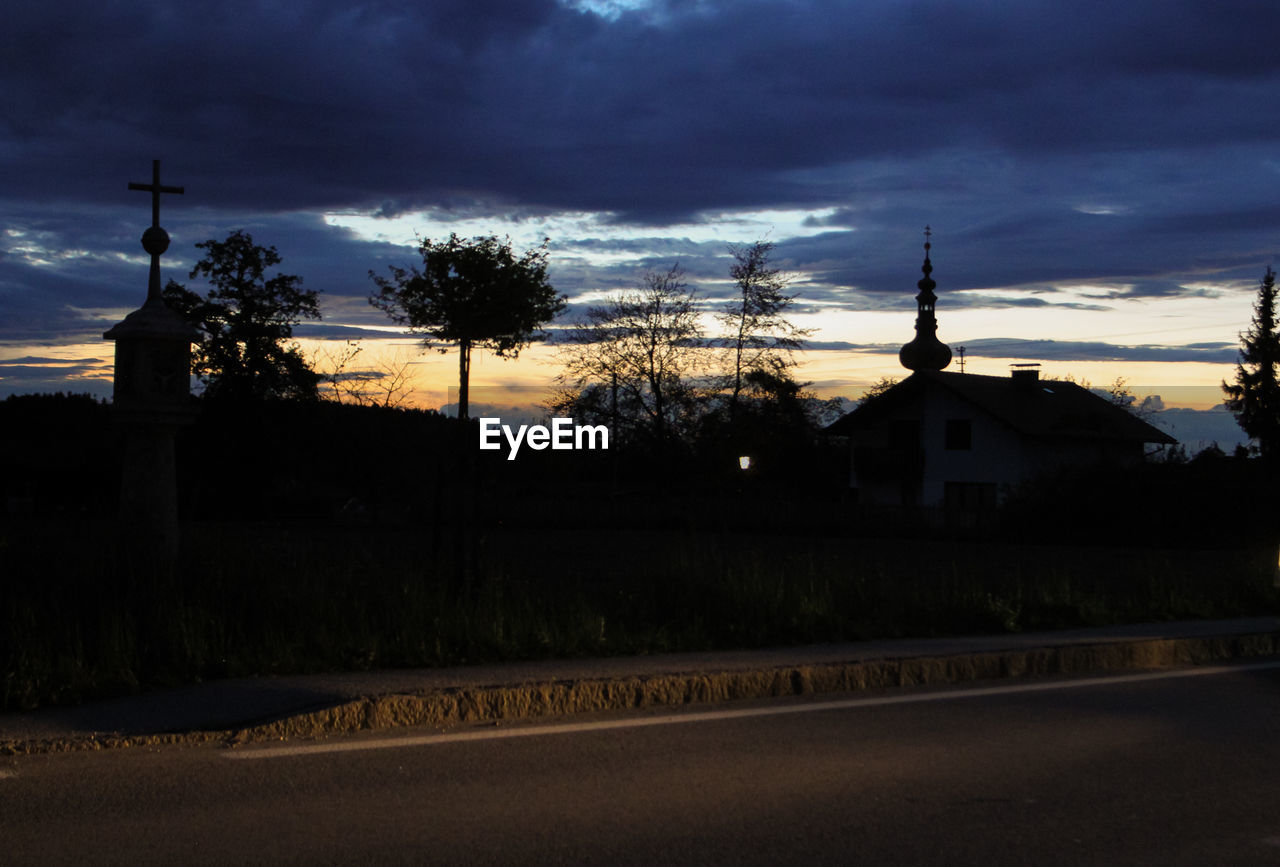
[899,226,952,372]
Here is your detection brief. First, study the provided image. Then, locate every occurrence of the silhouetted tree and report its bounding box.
[369,234,565,421]
[697,365,841,476]
[1150,442,1189,464]
[1223,266,1280,458]
[1102,376,1161,420]
[857,376,900,407]
[313,340,420,408]
[164,230,321,401]
[719,241,811,421]
[554,265,705,448]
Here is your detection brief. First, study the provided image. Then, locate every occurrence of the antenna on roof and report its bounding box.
[958,345,966,373]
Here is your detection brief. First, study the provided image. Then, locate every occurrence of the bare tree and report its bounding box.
[555,265,706,447]
[719,240,811,420]
[314,340,420,408]
[368,347,419,408]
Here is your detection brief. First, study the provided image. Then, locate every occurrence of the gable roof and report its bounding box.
[828,370,1177,444]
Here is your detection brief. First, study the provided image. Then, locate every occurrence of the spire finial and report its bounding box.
[920,225,934,282]
[899,225,951,372]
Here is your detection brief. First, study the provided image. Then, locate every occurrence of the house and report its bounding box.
[826,231,1176,510]
[828,367,1176,509]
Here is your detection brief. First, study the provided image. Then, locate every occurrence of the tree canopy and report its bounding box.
[1223,265,1280,458]
[163,230,322,401]
[369,234,566,420]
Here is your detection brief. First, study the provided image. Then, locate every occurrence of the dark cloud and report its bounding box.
[293,324,413,341]
[1,208,411,342]
[4,0,1280,371]
[7,0,1280,217]
[783,336,1238,365]
[0,355,108,366]
[0,356,113,399]
[799,340,868,352]
[957,338,1237,364]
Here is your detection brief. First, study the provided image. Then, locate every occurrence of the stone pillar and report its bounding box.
[104,299,196,572]
[104,162,196,576]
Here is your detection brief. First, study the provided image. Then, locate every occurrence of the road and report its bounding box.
[4,662,1280,865]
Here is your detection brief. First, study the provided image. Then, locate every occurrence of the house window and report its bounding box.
[945,419,972,450]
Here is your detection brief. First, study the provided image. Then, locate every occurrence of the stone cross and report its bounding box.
[129,160,183,304]
[126,161,183,307]
[129,159,183,230]
[105,159,195,578]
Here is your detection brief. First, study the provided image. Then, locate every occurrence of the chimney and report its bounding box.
[1011,364,1040,388]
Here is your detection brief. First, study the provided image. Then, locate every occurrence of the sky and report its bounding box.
[3,0,1278,446]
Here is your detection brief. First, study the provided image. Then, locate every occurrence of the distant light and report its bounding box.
[739,456,751,470]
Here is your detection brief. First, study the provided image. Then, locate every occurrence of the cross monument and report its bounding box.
[104,159,199,575]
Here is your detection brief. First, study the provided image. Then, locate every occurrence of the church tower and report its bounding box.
[898,226,952,372]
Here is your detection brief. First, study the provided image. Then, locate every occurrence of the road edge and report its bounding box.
[4,630,1278,756]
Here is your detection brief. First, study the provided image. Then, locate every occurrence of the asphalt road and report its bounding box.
[4,662,1280,866]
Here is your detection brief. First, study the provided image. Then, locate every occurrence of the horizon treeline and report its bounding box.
[1,390,1274,549]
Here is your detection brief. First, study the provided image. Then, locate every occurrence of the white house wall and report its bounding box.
[851,386,1029,507]
[848,381,1147,508]
[915,386,1027,506]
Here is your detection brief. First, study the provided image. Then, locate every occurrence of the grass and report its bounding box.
[2,516,1278,711]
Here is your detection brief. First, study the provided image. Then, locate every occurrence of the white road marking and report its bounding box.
[223,659,1280,761]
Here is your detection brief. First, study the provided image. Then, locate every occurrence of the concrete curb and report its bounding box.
[4,629,1277,757]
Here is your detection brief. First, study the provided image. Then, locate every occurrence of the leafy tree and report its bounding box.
[163,230,322,401]
[554,265,706,448]
[369,234,565,420]
[696,365,843,475]
[719,240,811,420]
[1223,266,1280,458]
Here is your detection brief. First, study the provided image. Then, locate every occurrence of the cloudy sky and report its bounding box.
[3,0,1277,418]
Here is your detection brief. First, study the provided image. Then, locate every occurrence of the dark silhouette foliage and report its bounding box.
[554,254,835,474]
[0,393,116,516]
[1000,452,1274,548]
[695,366,845,487]
[1223,266,1280,458]
[163,230,322,402]
[174,398,460,523]
[719,240,811,421]
[369,234,566,420]
[553,265,705,450]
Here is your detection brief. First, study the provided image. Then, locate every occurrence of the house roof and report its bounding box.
[827,370,1177,445]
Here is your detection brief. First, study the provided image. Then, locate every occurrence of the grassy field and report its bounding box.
[3,514,1277,711]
